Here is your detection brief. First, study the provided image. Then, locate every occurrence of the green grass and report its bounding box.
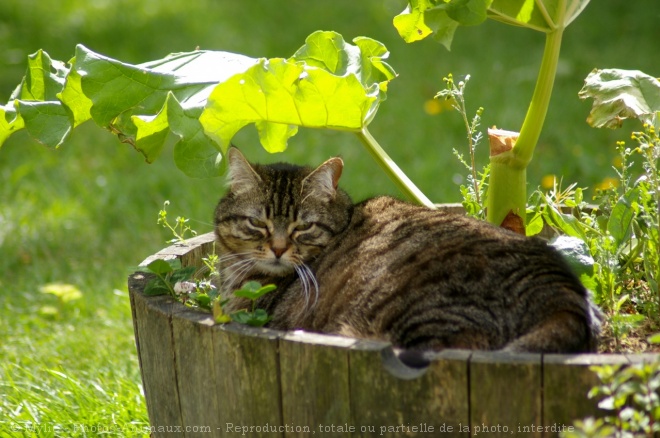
[1,1,658,435]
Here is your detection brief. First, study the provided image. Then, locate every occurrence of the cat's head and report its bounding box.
[214,148,353,277]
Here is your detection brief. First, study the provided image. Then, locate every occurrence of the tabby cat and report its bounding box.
[214,148,600,353]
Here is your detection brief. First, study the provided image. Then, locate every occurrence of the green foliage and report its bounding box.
[393,0,592,49]
[563,358,660,437]
[437,73,488,219]
[142,258,197,297]
[157,200,198,243]
[141,253,276,327]
[579,69,660,129]
[530,71,660,349]
[395,0,592,226]
[202,31,396,154]
[0,31,396,179]
[230,281,276,327]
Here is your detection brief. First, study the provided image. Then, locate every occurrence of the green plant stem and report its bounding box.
[356,127,436,209]
[487,155,527,226]
[486,26,565,226]
[514,28,564,166]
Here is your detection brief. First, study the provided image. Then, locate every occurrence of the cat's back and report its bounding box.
[281,196,598,352]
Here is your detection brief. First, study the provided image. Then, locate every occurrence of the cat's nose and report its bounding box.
[271,246,288,258]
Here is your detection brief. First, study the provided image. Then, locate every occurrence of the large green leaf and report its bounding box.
[4,50,73,148]
[71,46,257,177]
[1,31,395,177]
[578,68,660,129]
[200,31,396,154]
[393,0,591,48]
[393,0,492,49]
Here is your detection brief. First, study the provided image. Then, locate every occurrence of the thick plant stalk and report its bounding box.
[487,129,526,234]
[356,128,436,209]
[486,27,564,232]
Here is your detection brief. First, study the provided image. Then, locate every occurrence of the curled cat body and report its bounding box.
[214,148,601,353]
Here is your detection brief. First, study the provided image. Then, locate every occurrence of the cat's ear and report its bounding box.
[225,147,261,194]
[301,157,343,200]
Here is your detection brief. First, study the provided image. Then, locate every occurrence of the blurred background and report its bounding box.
[1,0,658,431]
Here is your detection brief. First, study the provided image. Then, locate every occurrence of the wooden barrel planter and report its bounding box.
[128,210,659,438]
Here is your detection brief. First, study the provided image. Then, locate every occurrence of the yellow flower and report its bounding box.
[595,177,619,191]
[541,174,556,190]
[423,98,452,115]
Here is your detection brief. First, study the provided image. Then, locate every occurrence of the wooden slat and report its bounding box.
[543,353,629,434]
[470,351,542,437]
[138,232,216,267]
[212,323,284,438]
[279,331,356,437]
[171,307,218,437]
[626,352,660,364]
[128,272,184,436]
[349,344,470,437]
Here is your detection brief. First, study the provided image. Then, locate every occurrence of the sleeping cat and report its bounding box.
[214,148,600,353]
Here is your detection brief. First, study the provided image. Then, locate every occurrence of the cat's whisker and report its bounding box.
[223,259,255,287]
[294,263,319,312]
[217,251,254,263]
[221,258,256,291]
[294,265,311,310]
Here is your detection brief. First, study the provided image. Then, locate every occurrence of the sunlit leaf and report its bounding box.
[201,31,394,154]
[57,67,93,128]
[15,101,72,147]
[4,50,73,148]
[578,68,660,129]
[608,187,641,246]
[14,50,68,101]
[1,32,395,177]
[0,104,26,145]
[233,282,277,301]
[393,0,591,49]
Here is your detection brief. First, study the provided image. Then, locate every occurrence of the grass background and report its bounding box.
[1,1,659,435]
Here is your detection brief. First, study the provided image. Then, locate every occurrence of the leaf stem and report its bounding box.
[514,26,564,167]
[486,22,565,227]
[356,128,436,209]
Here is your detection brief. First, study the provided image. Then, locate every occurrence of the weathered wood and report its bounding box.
[279,331,355,437]
[349,344,470,437]
[470,351,542,437]
[139,232,216,267]
[171,307,218,437]
[543,353,629,434]
[626,352,660,365]
[212,323,283,437]
[128,272,184,435]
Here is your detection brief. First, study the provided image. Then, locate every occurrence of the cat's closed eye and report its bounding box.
[248,217,267,229]
[294,222,312,232]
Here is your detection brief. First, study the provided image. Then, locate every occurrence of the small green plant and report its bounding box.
[563,336,660,437]
[229,281,277,327]
[436,73,489,220]
[141,258,276,327]
[157,200,198,243]
[141,258,198,298]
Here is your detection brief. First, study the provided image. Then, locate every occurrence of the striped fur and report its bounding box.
[214,148,600,353]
